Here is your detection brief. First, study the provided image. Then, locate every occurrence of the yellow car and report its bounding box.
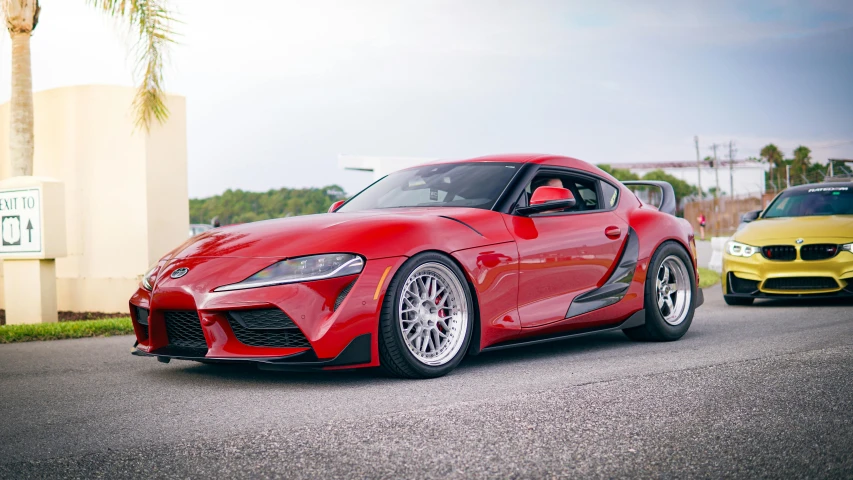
[722,181,853,305]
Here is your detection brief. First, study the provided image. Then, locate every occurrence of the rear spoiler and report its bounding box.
[621,181,677,216]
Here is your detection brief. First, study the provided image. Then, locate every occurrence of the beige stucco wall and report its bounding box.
[0,85,188,312]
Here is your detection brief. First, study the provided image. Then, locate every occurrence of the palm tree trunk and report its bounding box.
[9,31,34,177]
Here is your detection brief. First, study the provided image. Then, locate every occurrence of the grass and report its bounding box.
[0,317,133,344]
[698,267,721,289]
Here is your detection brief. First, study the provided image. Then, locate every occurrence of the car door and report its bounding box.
[504,169,628,329]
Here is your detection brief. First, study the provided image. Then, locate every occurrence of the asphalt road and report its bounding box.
[1,287,851,479]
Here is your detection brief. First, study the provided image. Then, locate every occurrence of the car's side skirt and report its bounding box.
[480,308,645,352]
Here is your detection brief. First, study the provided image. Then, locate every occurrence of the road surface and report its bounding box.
[0,287,851,479]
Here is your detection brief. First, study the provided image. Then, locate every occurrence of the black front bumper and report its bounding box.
[132,334,372,371]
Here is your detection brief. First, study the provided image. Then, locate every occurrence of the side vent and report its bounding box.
[335,281,356,311]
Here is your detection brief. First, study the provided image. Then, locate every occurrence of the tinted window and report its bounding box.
[601,181,619,208]
[763,185,853,218]
[337,163,519,212]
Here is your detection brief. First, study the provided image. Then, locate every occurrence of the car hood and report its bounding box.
[734,215,853,244]
[170,208,514,261]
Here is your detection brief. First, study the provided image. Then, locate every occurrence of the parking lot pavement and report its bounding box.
[1,287,851,479]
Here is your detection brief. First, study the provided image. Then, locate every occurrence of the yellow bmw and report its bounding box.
[722,181,853,305]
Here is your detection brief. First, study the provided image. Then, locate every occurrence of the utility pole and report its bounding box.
[727,141,737,198]
[694,136,703,198]
[709,143,724,235]
[786,165,790,188]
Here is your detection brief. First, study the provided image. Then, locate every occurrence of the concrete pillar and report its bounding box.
[2,259,57,323]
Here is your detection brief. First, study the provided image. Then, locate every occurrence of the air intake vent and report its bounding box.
[229,309,297,329]
[761,245,796,261]
[728,273,759,294]
[800,244,839,261]
[164,311,207,349]
[334,281,356,311]
[762,277,838,291]
[135,307,150,341]
[226,309,311,348]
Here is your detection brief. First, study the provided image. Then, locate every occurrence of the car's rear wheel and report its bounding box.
[378,252,474,379]
[724,295,754,306]
[624,241,696,341]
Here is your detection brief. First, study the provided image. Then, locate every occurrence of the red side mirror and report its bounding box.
[328,200,346,213]
[530,186,574,205]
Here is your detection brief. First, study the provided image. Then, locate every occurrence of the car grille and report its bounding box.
[164,311,208,349]
[334,281,356,311]
[227,309,311,348]
[800,244,839,261]
[728,273,759,294]
[761,245,796,261]
[229,309,297,329]
[762,277,839,291]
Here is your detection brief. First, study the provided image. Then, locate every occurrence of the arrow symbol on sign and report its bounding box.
[26,219,33,242]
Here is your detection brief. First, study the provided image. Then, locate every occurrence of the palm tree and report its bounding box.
[792,145,812,182]
[760,143,784,191]
[2,0,175,177]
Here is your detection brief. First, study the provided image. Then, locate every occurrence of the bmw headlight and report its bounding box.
[842,242,853,252]
[215,253,364,292]
[726,241,759,257]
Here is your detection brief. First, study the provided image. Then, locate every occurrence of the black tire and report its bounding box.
[624,241,696,342]
[378,252,475,379]
[724,295,754,306]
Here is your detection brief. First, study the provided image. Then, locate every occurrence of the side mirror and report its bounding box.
[516,186,576,215]
[741,209,762,223]
[328,199,346,213]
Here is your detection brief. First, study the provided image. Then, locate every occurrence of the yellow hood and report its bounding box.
[734,215,853,245]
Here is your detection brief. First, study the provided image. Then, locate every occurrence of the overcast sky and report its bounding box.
[1,0,852,198]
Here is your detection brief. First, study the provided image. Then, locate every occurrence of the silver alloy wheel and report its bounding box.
[398,262,469,367]
[655,255,692,326]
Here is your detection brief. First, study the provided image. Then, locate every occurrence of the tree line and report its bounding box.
[189,186,346,225]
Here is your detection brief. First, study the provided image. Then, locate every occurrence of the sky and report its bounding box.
[1,0,852,198]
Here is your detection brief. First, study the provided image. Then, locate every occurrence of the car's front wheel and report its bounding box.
[378,252,474,379]
[624,241,696,341]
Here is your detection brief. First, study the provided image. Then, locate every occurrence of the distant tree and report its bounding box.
[189,185,347,225]
[641,169,698,207]
[760,144,785,191]
[596,164,639,182]
[792,145,812,181]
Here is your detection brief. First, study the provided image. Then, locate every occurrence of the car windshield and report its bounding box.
[337,162,519,212]
[763,185,853,218]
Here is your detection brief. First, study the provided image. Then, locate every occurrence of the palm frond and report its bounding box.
[88,0,177,131]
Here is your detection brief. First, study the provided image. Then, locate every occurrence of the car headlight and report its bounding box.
[726,241,760,257]
[842,242,853,252]
[141,264,160,291]
[215,253,364,292]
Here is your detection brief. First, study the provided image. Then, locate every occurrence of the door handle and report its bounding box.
[605,226,621,239]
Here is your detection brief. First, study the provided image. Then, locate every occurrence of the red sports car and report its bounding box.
[131,154,703,378]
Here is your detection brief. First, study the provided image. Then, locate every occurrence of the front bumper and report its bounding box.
[131,334,372,371]
[129,255,406,369]
[722,249,853,298]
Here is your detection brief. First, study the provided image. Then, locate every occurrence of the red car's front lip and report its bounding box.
[130,255,407,365]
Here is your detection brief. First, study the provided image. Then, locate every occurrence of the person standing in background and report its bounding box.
[697,213,706,240]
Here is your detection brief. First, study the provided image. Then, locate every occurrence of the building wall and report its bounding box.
[0,85,188,312]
